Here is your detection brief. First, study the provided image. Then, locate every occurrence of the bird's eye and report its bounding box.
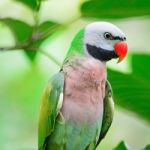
[104,32,113,40]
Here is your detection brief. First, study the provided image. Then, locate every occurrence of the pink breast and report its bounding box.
[61,58,106,124]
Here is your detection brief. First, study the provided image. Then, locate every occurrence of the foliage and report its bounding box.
[113,141,129,150]
[108,54,150,122]
[81,0,150,19]
[144,145,150,150]
[113,141,150,150]
[15,0,41,11]
[0,0,150,149]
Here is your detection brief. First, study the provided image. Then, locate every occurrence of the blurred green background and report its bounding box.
[0,0,150,149]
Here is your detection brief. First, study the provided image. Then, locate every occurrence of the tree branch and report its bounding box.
[0,15,80,66]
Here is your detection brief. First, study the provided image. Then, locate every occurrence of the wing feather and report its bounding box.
[95,80,114,148]
[38,72,64,150]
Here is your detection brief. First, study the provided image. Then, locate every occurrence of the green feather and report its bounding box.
[38,70,114,150]
[38,72,64,150]
[96,80,114,147]
[46,121,101,150]
[65,28,85,59]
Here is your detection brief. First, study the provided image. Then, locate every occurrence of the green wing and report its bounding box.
[96,80,114,147]
[38,72,64,150]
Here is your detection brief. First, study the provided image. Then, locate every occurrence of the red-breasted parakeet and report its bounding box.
[38,22,128,150]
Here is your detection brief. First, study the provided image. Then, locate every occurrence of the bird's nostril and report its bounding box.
[120,37,126,41]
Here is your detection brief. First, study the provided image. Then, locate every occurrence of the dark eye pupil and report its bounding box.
[105,33,110,38]
[104,32,113,40]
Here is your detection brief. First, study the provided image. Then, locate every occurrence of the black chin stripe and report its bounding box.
[86,44,118,61]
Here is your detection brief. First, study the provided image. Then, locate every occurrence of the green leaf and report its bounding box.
[29,21,60,49]
[1,19,60,61]
[144,145,150,150]
[24,51,37,62]
[108,54,150,122]
[38,21,58,33]
[15,0,41,11]
[113,141,129,150]
[37,21,60,39]
[0,18,35,61]
[25,21,60,61]
[1,18,32,45]
[81,0,150,19]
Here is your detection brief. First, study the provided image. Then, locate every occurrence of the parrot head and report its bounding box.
[67,22,128,63]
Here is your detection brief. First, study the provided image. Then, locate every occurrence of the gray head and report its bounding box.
[84,22,127,62]
[68,22,128,63]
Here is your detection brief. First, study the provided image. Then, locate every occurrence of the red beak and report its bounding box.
[114,42,128,63]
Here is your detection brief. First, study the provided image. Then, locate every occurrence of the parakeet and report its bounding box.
[38,22,128,150]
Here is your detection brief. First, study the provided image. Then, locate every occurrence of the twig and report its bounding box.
[0,45,62,67]
[0,14,81,66]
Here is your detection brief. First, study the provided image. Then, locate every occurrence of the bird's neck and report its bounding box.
[65,28,85,60]
[62,55,106,81]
